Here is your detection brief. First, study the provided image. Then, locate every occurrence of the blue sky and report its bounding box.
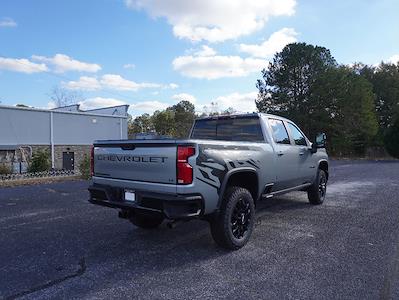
[0,0,398,116]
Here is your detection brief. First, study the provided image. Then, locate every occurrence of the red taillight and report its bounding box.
[177,146,195,184]
[90,146,94,177]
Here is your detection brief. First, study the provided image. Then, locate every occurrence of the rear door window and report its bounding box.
[191,117,264,142]
[269,119,290,144]
[217,118,264,141]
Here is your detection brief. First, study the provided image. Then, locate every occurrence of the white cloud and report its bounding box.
[64,76,101,91]
[125,0,296,42]
[371,54,399,67]
[0,17,17,27]
[202,92,258,113]
[123,63,136,69]
[239,28,298,58]
[173,44,266,79]
[47,101,57,109]
[78,97,126,110]
[0,54,101,74]
[32,54,101,73]
[194,45,216,57]
[173,55,266,79]
[100,74,161,91]
[64,74,166,92]
[172,93,196,104]
[0,56,48,74]
[388,54,399,64]
[168,83,179,89]
[211,91,258,113]
[130,100,170,114]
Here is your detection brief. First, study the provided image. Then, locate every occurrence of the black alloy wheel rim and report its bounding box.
[319,175,327,199]
[231,197,251,239]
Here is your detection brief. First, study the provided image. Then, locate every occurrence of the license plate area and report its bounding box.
[124,190,136,202]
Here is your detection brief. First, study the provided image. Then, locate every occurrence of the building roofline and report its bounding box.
[84,104,129,112]
[50,103,81,110]
[0,104,128,119]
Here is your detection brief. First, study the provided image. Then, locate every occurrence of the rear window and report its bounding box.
[191,117,264,142]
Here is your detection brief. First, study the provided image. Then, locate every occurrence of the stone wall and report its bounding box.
[0,144,91,172]
[0,151,15,165]
[0,145,49,173]
[0,146,43,164]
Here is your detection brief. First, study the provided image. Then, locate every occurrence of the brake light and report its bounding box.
[90,146,94,177]
[177,146,195,184]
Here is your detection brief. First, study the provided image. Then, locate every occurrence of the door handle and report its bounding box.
[277,151,284,156]
[299,151,305,156]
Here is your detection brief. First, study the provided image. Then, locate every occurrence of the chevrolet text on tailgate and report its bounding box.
[89,113,329,250]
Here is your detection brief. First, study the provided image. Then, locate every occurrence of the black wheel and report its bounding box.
[210,186,255,250]
[307,169,327,205]
[129,211,164,229]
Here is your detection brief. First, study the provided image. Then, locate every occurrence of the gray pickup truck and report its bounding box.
[89,113,328,250]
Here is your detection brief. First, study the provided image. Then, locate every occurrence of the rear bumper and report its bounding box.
[88,184,204,219]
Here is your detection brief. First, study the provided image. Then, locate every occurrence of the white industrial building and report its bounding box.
[0,104,128,173]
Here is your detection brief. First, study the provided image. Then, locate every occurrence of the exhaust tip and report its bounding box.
[118,210,130,219]
[167,220,177,229]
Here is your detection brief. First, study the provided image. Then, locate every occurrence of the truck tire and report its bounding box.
[129,212,164,229]
[307,169,327,205]
[210,186,255,250]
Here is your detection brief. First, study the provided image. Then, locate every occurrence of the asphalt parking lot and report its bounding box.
[1,160,399,299]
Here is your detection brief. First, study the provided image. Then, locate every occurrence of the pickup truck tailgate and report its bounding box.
[93,140,177,184]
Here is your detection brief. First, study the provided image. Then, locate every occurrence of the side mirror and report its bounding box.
[310,142,318,153]
[315,132,327,148]
[310,133,327,154]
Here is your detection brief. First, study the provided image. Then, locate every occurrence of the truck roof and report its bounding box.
[195,112,290,122]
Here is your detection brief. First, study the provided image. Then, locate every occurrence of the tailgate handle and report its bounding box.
[120,144,136,150]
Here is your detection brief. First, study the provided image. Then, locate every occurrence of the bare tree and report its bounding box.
[202,102,220,116]
[49,86,83,107]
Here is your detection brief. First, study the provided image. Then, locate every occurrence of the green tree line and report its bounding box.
[128,100,196,139]
[256,42,399,158]
[129,42,399,158]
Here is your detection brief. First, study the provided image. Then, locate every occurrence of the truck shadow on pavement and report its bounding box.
[257,193,311,213]
[88,193,313,260]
